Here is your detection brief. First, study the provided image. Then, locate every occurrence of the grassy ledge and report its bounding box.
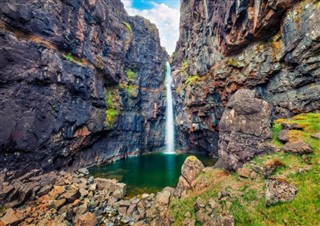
[170,112,320,226]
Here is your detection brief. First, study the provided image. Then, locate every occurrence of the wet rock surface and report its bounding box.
[0,0,168,174]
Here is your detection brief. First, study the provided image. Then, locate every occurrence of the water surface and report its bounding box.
[89,152,215,196]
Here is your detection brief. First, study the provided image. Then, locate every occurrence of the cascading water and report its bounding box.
[165,62,175,154]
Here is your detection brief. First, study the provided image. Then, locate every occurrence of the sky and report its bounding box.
[121,0,180,54]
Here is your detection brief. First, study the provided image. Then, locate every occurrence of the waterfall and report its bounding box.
[165,62,175,154]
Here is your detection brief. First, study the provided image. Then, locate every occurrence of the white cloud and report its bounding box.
[121,1,180,55]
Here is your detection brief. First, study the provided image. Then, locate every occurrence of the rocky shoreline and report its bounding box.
[0,167,171,226]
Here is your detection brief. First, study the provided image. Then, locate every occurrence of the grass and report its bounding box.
[170,112,320,226]
[123,21,132,33]
[185,75,200,85]
[226,58,244,69]
[126,84,137,97]
[271,122,283,147]
[127,69,136,81]
[105,89,121,127]
[62,53,85,66]
[181,59,188,72]
[105,109,119,126]
[119,83,138,98]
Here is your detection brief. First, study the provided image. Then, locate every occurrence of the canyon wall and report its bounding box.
[172,0,320,163]
[0,0,168,173]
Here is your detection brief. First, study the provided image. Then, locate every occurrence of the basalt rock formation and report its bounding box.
[172,0,320,166]
[217,89,273,170]
[0,0,168,174]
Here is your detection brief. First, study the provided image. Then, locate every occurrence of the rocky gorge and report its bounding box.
[0,0,320,225]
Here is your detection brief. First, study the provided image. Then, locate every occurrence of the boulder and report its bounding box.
[281,123,303,130]
[266,178,298,206]
[77,168,89,176]
[75,212,97,226]
[37,185,52,197]
[174,156,204,197]
[213,214,235,226]
[0,208,24,226]
[94,178,126,197]
[282,141,313,155]
[181,156,204,184]
[237,168,251,178]
[218,89,274,170]
[61,189,80,203]
[311,133,320,139]
[263,159,285,178]
[278,130,289,143]
[156,191,171,206]
[54,199,67,210]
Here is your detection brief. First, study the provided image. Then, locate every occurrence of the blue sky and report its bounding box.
[130,0,180,10]
[121,0,180,54]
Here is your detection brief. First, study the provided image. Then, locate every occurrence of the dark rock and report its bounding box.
[37,185,52,197]
[218,89,274,170]
[0,0,168,175]
[282,141,313,155]
[61,188,80,203]
[54,199,66,210]
[171,0,320,159]
[263,159,285,178]
[281,123,303,130]
[278,130,290,143]
[266,178,298,206]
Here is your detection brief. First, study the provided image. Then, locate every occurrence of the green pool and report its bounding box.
[89,152,215,196]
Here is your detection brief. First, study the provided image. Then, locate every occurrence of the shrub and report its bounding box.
[185,75,200,85]
[105,109,119,126]
[123,21,132,33]
[127,69,136,81]
[63,53,74,62]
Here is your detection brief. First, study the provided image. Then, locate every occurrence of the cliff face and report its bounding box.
[0,0,168,173]
[172,0,320,159]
